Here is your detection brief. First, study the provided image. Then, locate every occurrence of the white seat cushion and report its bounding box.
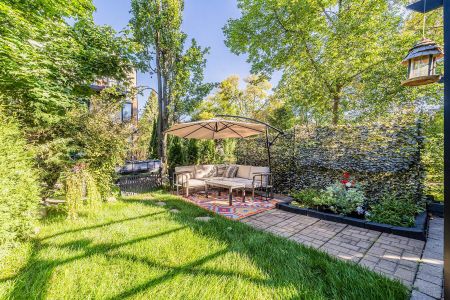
[194,165,216,179]
[187,178,207,187]
[174,165,195,184]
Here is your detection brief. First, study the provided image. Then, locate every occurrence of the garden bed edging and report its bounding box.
[276,201,428,241]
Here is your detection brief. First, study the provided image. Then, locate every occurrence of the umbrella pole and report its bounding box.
[265,126,273,199]
[265,126,271,171]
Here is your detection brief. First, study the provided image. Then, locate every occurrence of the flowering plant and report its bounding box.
[340,171,355,188]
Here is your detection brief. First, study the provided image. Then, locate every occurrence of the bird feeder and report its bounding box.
[401,38,444,86]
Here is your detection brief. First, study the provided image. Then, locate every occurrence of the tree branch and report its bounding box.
[273,9,335,94]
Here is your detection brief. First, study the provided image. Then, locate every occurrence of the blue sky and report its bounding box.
[92,0,281,111]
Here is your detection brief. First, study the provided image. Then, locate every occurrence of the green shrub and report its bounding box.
[368,193,422,227]
[314,183,366,215]
[423,111,443,202]
[65,168,103,219]
[0,114,40,247]
[291,188,320,208]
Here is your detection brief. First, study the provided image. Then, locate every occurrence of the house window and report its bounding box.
[121,102,133,122]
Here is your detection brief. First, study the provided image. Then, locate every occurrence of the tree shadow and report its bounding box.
[5,195,409,300]
[7,224,185,299]
[40,211,164,241]
[106,249,230,300]
[116,196,409,300]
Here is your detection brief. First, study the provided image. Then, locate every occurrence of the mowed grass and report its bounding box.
[0,192,409,300]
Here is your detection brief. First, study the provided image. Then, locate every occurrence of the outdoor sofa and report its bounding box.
[173,164,272,200]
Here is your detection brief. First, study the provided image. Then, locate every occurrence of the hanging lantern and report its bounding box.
[401,38,444,86]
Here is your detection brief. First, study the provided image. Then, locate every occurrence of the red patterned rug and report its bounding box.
[183,192,280,220]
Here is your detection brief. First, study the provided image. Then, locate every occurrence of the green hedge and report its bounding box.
[0,114,40,247]
[422,111,443,201]
[237,120,425,205]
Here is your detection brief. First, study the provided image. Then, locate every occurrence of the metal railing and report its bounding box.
[117,159,161,175]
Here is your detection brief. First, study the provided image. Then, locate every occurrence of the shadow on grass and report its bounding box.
[5,193,409,300]
[116,195,410,300]
[7,226,186,299]
[40,211,164,241]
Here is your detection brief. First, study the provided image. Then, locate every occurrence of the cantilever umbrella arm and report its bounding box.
[215,114,284,144]
[215,114,285,171]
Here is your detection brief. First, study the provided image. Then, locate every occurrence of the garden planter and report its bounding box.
[276,201,428,241]
[427,201,443,218]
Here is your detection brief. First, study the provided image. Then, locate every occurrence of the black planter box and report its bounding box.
[277,202,428,241]
[427,201,443,218]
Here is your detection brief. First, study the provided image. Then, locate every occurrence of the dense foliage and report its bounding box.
[167,137,234,170]
[225,0,442,125]
[0,113,40,248]
[368,192,423,227]
[238,120,425,204]
[64,88,133,199]
[1,0,136,199]
[292,184,365,216]
[422,110,444,201]
[65,167,103,219]
[133,91,158,160]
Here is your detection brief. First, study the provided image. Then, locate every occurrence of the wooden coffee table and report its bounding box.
[204,179,246,206]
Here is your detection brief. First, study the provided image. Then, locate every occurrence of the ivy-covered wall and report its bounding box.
[236,121,425,204]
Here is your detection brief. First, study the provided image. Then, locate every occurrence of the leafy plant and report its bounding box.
[291,188,320,208]
[368,192,423,227]
[314,182,366,215]
[422,110,443,202]
[65,167,104,219]
[0,113,40,247]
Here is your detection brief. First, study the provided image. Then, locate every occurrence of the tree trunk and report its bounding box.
[155,32,166,178]
[332,95,339,125]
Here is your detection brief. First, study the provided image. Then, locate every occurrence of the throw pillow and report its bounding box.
[224,165,238,178]
[215,164,227,177]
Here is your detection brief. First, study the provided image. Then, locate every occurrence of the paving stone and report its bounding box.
[414,279,442,299]
[359,259,377,270]
[155,201,166,206]
[410,290,436,300]
[418,263,443,276]
[377,259,397,272]
[239,210,443,296]
[416,271,443,286]
[394,267,416,282]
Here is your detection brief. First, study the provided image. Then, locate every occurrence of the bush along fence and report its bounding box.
[236,120,425,206]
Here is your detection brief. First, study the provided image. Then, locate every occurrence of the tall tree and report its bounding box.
[130,0,212,174]
[134,91,158,159]
[195,74,272,120]
[223,0,424,125]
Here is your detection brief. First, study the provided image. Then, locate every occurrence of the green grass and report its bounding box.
[0,191,409,299]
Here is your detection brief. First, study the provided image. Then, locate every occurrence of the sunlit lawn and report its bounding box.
[0,191,408,299]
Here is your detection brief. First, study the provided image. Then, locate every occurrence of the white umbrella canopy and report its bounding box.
[165,118,266,139]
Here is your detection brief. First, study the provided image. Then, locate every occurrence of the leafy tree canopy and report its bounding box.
[0,0,135,129]
[224,0,442,125]
[195,74,272,120]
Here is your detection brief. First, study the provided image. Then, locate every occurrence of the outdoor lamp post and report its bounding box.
[405,0,448,298]
[401,38,444,86]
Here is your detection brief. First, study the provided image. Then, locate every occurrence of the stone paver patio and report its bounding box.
[241,209,443,298]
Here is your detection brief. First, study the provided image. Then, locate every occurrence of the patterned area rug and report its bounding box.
[184,192,280,220]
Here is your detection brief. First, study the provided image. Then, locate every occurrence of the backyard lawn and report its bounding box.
[0,192,409,300]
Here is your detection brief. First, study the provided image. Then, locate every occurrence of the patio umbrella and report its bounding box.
[164,118,266,139]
